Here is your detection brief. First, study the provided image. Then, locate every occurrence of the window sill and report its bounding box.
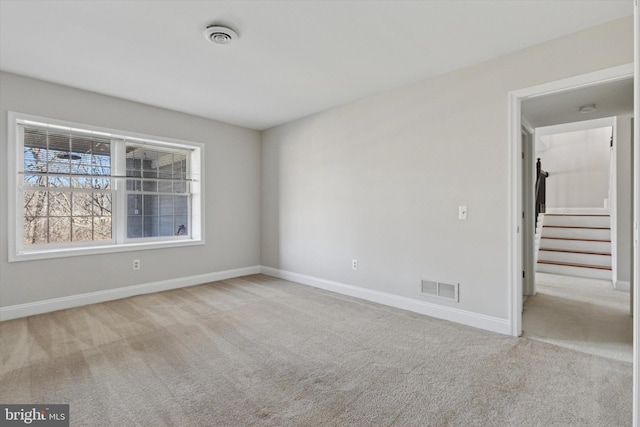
[9,239,205,262]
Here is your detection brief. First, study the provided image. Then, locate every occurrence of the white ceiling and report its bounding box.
[0,0,633,130]
[522,77,634,128]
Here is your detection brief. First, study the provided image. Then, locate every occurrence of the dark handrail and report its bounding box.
[535,158,549,223]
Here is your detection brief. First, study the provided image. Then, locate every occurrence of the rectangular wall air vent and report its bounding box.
[421,280,459,302]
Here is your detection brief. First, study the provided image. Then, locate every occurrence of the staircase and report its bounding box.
[535,213,612,280]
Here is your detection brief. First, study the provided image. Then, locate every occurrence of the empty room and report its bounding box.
[1,1,638,426]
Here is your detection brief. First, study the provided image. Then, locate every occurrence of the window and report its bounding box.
[8,112,204,261]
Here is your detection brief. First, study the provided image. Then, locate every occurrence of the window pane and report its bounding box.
[48,175,71,188]
[72,217,93,242]
[173,178,187,194]
[94,217,112,240]
[126,168,141,179]
[126,178,142,192]
[142,179,157,192]
[173,154,187,177]
[141,150,158,177]
[23,129,47,173]
[157,179,172,193]
[127,215,142,238]
[70,138,92,176]
[159,216,174,236]
[49,217,71,243]
[70,136,92,158]
[143,216,158,237]
[92,141,111,175]
[127,194,142,215]
[24,191,48,217]
[24,217,48,245]
[143,195,158,215]
[92,193,112,217]
[24,128,47,147]
[174,196,189,215]
[159,195,173,216]
[47,133,72,174]
[49,192,72,216]
[70,176,93,189]
[24,174,46,187]
[175,217,188,236]
[93,176,111,190]
[72,193,93,216]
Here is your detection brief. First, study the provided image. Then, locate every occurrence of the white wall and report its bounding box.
[538,127,612,209]
[0,72,261,307]
[261,17,633,322]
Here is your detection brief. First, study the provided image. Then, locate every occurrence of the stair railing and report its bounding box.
[535,158,549,223]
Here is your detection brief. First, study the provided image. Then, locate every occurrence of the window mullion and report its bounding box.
[112,139,127,244]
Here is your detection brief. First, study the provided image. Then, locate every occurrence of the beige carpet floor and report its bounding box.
[523,273,633,363]
[0,274,632,426]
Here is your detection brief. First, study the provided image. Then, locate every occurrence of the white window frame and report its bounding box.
[8,111,205,262]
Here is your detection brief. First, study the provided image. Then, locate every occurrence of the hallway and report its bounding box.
[522,273,632,363]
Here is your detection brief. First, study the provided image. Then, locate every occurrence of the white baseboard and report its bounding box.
[615,280,631,292]
[260,266,511,335]
[1,265,513,336]
[0,265,261,321]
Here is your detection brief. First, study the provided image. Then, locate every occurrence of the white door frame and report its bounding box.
[632,2,639,424]
[521,124,535,297]
[509,63,634,338]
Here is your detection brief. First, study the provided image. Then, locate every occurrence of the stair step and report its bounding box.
[536,261,612,280]
[537,212,612,280]
[537,249,611,268]
[544,225,610,230]
[539,237,611,254]
[537,260,611,271]
[539,248,611,256]
[541,227,611,240]
[541,236,610,242]
[541,214,610,228]
[544,214,609,216]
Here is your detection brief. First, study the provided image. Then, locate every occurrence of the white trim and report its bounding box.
[508,63,634,339]
[508,91,523,336]
[522,126,535,297]
[521,117,534,135]
[615,280,631,292]
[633,2,639,425]
[0,265,260,321]
[611,120,618,285]
[515,64,634,99]
[7,112,19,264]
[261,267,511,335]
[10,239,206,262]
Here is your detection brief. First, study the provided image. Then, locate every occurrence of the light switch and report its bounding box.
[459,205,467,220]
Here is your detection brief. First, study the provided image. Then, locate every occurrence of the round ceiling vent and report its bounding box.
[203,25,238,45]
[578,104,597,114]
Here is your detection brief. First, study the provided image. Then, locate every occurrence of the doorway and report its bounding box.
[509,64,634,337]
[519,91,633,362]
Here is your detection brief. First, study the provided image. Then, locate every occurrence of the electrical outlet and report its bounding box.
[133,259,141,270]
[352,259,358,270]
